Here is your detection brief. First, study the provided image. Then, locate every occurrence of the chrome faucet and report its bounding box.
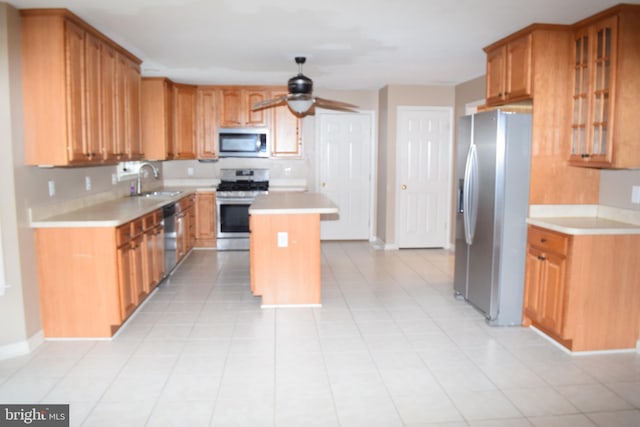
[136,162,160,194]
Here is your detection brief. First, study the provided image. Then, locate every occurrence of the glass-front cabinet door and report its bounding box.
[570,16,617,167]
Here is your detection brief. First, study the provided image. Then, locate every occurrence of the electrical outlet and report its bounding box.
[277,232,288,248]
[48,180,55,197]
[85,176,92,191]
[632,186,640,204]
[187,167,194,177]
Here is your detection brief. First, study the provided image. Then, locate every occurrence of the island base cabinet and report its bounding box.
[523,226,640,351]
[250,214,321,305]
[35,228,123,338]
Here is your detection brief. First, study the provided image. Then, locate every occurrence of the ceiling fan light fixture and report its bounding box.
[287,98,314,115]
[251,56,358,116]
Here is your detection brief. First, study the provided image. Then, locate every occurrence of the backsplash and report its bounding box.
[600,169,640,211]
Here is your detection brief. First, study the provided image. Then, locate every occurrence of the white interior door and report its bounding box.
[317,112,373,240]
[396,107,452,248]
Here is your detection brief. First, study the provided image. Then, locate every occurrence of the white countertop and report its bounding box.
[527,204,640,235]
[30,187,200,228]
[249,192,338,215]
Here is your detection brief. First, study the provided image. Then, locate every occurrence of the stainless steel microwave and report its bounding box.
[218,128,269,158]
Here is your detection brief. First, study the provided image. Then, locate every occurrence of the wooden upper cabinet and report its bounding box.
[270,90,302,157]
[484,32,532,106]
[100,43,119,162]
[197,87,218,159]
[122,56,144,160]
[20,9,142,166]
[141,77,175,160]
[63,20,87,164]
[484,24,600,205]
[219,87,268,127]
[141,79,197,161]
[173,84,197,159]
[569,5,640,168]
[84,32,103,162]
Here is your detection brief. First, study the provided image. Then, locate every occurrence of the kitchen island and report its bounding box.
[249,192,338,307]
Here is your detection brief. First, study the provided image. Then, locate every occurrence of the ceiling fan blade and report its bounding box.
[251,95,288,111]
[314,97,359,112]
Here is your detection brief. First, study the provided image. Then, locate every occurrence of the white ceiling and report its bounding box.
[8,0,640,90]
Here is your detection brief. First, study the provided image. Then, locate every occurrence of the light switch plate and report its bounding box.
[85,176,91,191]
[48,180,55,197]
[277,232,288,248]
[632,186,640,204]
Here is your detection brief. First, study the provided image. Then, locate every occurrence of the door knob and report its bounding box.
[401,185,407,190]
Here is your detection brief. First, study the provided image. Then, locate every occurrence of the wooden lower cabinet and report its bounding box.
[523,228,568,341]
[176,194,195,262]
[35,209,165,338]
[142,211,165,293]
[523,225,640,351]
[194,192,216,247]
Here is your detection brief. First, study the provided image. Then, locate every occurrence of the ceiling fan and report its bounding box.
[251,57,358,117]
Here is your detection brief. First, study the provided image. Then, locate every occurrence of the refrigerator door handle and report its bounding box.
[463,143,479,245]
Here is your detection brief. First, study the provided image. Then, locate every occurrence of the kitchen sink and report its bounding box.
[133,190,183,198]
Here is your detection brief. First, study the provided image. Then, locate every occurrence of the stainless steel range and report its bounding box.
[216,168,269,250]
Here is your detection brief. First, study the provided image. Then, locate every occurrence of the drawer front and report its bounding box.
[143,212,156,230]
[116,223,132,246]
[179,196,194,211]
[132,218,144,236]
[528,226,569,255]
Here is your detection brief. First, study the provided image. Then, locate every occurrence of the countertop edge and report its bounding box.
[526,218,640,235]
[249,207,339,215]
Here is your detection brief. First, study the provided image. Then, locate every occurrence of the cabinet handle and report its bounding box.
[581,153,591,158]
[537,255,546,261]
[540,238,547,243]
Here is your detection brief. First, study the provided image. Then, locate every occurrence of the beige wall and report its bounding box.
[600,169,640,211]
[376,87,390,243]
[454,76,485,121]
[0,3,41,350]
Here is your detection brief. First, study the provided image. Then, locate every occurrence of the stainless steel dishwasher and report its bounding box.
[162,203,177,275]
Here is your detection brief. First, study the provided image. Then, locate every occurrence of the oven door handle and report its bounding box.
[216,198,257,204]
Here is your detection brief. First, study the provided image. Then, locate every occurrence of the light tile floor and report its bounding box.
[1,241,639,426]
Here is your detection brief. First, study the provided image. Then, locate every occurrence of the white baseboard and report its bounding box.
[370,237,399,251]
[530,325,640,355]
[0,330,44,361]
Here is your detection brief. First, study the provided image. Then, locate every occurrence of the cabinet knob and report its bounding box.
[538,255,546,261]
[540,238,547,243]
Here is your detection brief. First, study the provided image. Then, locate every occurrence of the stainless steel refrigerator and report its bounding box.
[453,109,531,326]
